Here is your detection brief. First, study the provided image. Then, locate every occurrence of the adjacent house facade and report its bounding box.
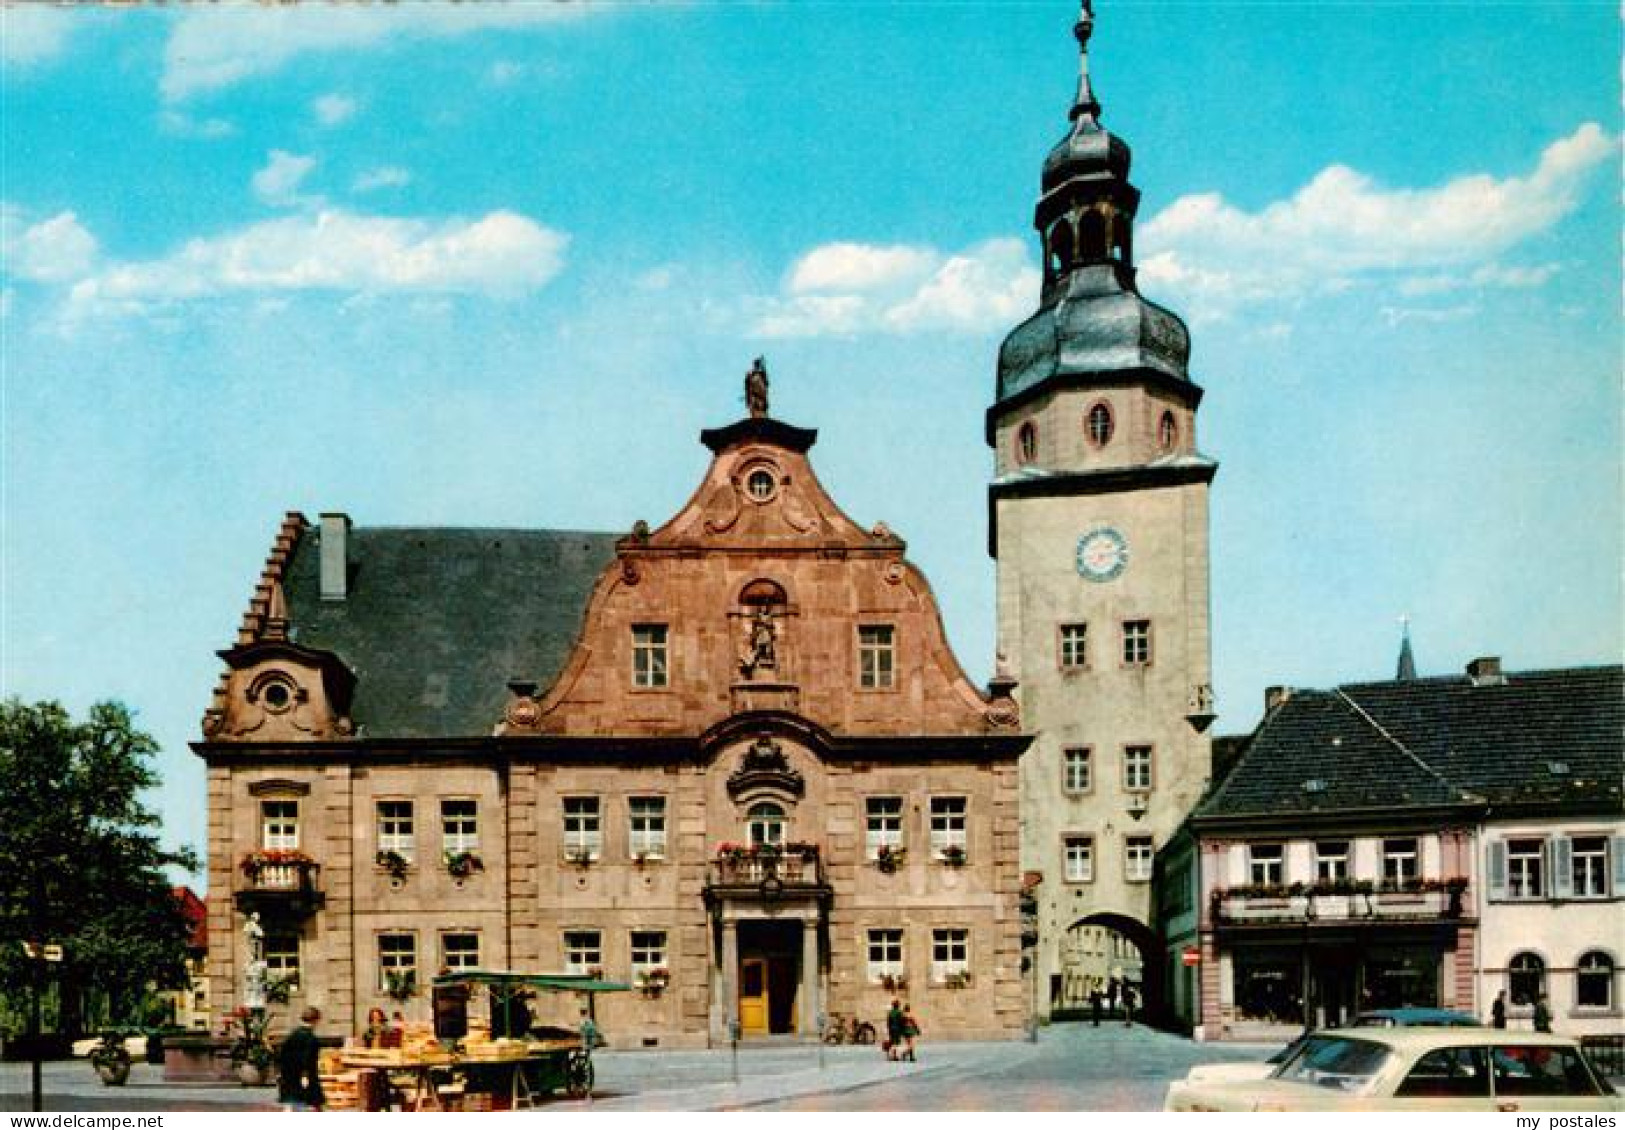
[196,397,1031,1046]
[1161,659,1623,1041]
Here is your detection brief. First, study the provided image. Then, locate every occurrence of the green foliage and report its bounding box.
[0,699,199,1035]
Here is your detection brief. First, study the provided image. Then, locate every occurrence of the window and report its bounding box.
[1059,623,1088,670]
[747,801,786,846]
[867,928,904,981]
[442,932,480,971]
[564,931,602,974]
[1577,951,1614,1009]
[1316,841,1350,882]
[1121,620,1151,666]
[1086,402,1114,447]
[1382,837,1419,887]
[1507,838,1544,898]
[1123,745,1153,792]
[1063,836,1094,883]
[377,800,415,861]
[630,930,667,974]
[628,797,667,859]
[265,934,300,993]
[865,797,903,858]
[631,624,669,688]
[563,797,602,861]
[1492,1044,1605,1098]
[929,797,967,859]
[1572,836,1608,898]
[1062,747,1092,793]
[378,933,416,992]
[1508,952,1545,1007]
[1249,844,1284,886]
[931,928,968,981]
[441,799,478,854]
[262,800,299,850]
[1016,422,1037,464]
[1125,835,1154,882]
[1158,411,1178,452]
[1395,1047,1490,1099]
[858,625,896,689]
[746,468,776,501]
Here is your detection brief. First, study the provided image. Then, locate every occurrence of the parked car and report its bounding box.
[1165,1029,1622,1112]
[1174,1007,1484,1090]
[1350,1008,1479,1028]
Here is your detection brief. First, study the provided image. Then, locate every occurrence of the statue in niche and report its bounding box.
[740,607,778,678]
[745,357,770,418]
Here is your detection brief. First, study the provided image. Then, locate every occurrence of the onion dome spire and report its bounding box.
[1069,0,1101,125]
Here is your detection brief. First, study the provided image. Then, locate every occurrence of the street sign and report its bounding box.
[1181,947,1201,967]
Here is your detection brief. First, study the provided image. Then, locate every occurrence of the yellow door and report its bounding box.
[739,957,768,1036]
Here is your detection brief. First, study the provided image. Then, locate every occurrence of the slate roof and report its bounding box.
[1195,665,1624,826]
[281,527,620,739]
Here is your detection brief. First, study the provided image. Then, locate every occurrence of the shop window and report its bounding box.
[1233,954,1302,1024]
[1576,951,1614,1009]
[1508,951,1546,1007]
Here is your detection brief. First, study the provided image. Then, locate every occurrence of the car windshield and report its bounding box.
[1274,1035,1394,1094]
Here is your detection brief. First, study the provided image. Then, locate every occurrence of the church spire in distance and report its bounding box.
[1396,615,1418,681]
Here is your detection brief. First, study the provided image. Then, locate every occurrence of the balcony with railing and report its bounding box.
[706,843,828,900]
[1209,878,1470,929]
[235,850,324,917]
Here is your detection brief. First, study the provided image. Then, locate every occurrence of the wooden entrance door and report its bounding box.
[739,957,769,1035]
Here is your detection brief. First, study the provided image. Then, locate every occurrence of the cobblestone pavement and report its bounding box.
[0,1025,1278,1112]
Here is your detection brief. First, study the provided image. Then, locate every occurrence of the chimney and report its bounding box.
[1264,686,1293,713]
[1466,656,1505,687]
[319,513,351,602]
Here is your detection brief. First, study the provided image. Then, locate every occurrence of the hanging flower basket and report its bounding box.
[938,844,967,868]
[375,850,411,879]
[875,845,906,873]
[638,967,670,997]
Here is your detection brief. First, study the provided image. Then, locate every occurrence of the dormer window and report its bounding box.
[1086,402,1113,447]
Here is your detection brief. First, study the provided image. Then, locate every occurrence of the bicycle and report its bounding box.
[821,1013,877,1045]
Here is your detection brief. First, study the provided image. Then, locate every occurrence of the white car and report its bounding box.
[1166,1029,1622,1112]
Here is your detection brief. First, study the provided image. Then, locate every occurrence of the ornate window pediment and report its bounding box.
[726,736,805,800]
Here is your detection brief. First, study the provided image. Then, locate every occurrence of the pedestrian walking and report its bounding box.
[901,1004,921,1062]
[1490,991,1506,1029]
[885,999,906,1061]
[1533,995,1552,1033]
[1121,983,1136,1028]
[1089,988,1102,1027]
[277,1006,325,1111]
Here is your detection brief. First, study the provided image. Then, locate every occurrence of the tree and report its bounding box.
[0,699,199,1038]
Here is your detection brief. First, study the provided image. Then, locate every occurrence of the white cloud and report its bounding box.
[487,60,525,86]
[162,6,590,101]
[66,209,568,307]
[158,110,236,140]
[313,94,358,128]
[1,6,75,66]
[1,206,99,283]
[252,151,319,208]
[754,238,1039,338]
[352,166,412,194]
[1139,123,1613,322]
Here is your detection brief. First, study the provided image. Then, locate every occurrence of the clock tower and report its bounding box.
[990,1,1216,1021]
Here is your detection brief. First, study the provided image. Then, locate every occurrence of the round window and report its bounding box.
[260,680,294,713]
[746,469,776,500]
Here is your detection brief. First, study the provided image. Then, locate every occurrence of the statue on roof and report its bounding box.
[745,357,770,418]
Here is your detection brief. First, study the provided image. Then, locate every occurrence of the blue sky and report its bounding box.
[3,2,1619,884]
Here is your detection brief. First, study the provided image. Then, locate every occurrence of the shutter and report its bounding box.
[1487,840,1507,901]
[1613,836,1625,898]
[1551,837,1573,899]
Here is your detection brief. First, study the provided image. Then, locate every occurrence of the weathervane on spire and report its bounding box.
[745,356,770,418]
[1070,0,1101,123]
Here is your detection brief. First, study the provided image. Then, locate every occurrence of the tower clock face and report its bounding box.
[1075,526,1129,582]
